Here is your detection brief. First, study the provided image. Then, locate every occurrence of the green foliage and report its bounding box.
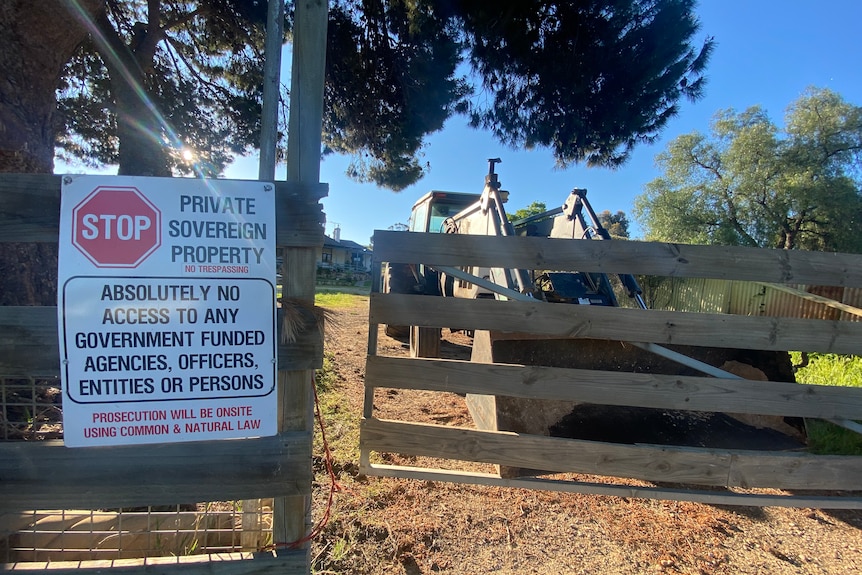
[325,0,469,191]
[50,0,713,187]
[635,87,862,252]
[511,201,548,221]
[598,210,630,239]
[56,0,268,177]
[325,0,713,189]
[315,351,340,393]
[457,0,713,169]
[805,420,862,456]
[791,352,862,388]
[791,352,862,455]
[315,291,369,308]
[314,350,362,465]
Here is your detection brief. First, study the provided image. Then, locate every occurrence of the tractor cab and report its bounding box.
[408,190,485,233]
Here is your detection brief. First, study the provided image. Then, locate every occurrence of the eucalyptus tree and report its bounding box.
[635,88,862,252]
[598,210,630,239]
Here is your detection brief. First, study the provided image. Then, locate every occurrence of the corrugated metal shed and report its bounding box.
[642,278,862,323]
[763,285,844,320]
[841,287,862,323]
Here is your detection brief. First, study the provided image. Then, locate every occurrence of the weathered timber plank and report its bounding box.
[274,180,328,201]
[0,174,61,242]
[0,174,326,247]
[361,418,862,490]
[280,0,328,558]
[273,193,326,247]
[362,463,862,509]
[371,230,862,288]
[365,418,737,486]
[3,551,307,574]
[276,305,324,370]
[370,293,862,354]
[365,356,862,420]
[273,248,317,548]
[0,306,59,376]
[0,306,322,377]
[0,434,311,512]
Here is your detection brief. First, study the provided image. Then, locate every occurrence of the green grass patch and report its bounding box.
[315,350,340,393]
[314,291,368,308]
[790,352,862,387]
[805,420,862,455]
[313,348,401,574]
[790,352,862,455]
[314,350,361,469]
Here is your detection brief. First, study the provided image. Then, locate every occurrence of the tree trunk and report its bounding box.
[114,77,172,177]
[0,0,104,173]
[87,5,171,177]
[0,0,104,305]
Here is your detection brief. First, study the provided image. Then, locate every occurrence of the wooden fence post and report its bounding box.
[273,0,328,564]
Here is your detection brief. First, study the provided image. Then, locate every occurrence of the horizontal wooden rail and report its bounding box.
[361,418,862,491]
[0,174,327,247]
[370,293,862,354]
[0,433,311,512]
[372,230,862,288]
[362,231,862,505]
[362,463,862,509]
[0,307,57,377]
[366,356,862,420]
[0,307,322,377]
[3,551,307,574]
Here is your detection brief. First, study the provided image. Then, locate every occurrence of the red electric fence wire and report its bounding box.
[267,372,344,551]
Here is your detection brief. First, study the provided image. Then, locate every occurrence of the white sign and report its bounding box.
[58,176,278,447]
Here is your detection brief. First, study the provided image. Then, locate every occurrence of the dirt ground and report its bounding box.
[311,296,862,574]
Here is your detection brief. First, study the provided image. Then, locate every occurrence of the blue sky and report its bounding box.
[65,1,862,246]
[253,0,859,245]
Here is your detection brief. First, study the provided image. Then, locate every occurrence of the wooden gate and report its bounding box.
[0,174,325,572]
[361,230,862,508]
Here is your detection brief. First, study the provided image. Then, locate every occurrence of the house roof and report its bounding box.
[323,235,371,252]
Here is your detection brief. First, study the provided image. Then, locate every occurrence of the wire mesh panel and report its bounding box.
[0,502,273,563]
[0,377,63,441]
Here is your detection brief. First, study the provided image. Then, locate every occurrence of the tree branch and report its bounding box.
[164,36,231,101]
[92,7,140,80]
[688,148,723,181]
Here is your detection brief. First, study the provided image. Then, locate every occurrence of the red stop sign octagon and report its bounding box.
[72,186,162,268]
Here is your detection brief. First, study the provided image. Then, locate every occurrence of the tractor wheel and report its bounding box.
[382,263,412,339]
[410,326,441,358]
